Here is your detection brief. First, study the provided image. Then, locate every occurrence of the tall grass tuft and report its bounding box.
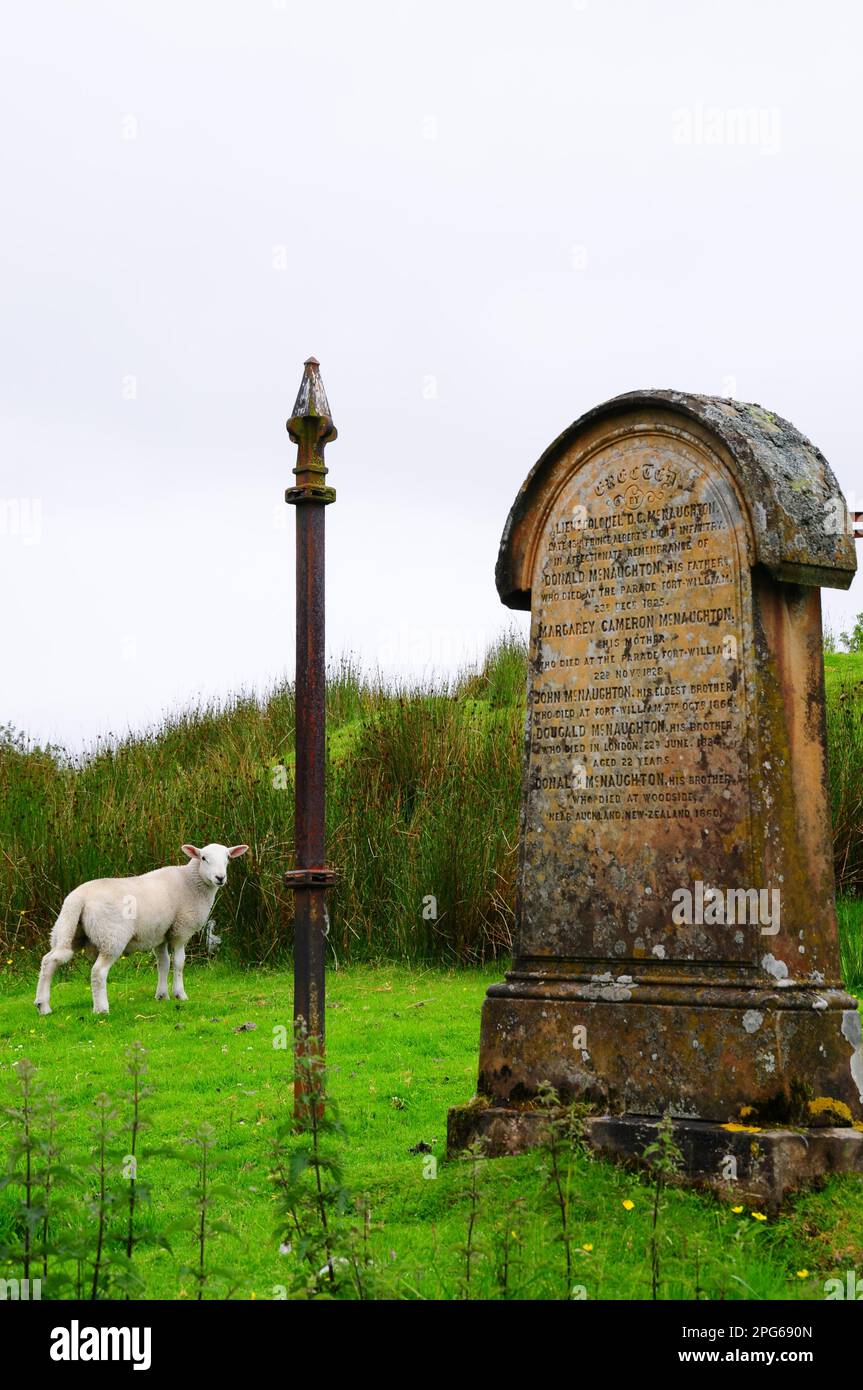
[836,899,863,992]
[0,634,526,966]
[826,676,863,898]
[2,632,861,969]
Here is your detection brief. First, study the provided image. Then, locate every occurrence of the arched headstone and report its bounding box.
[450,392,863,1205]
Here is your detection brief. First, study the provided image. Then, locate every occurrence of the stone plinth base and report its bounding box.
[477,986,863,1123]
[447,1104,863,1210]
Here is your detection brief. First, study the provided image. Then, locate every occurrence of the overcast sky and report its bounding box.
[2,0,861,750]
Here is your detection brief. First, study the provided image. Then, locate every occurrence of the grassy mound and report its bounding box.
[1,636,861,977]
[0,637,526,967]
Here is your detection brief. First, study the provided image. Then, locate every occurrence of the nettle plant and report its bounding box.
[642,1109,684,1301]
[534,1081,593,1300]
[0,1047,176,1299]
[269,1024,387,1301]
[175,1123,238,1301]
[0,1059,78,1295]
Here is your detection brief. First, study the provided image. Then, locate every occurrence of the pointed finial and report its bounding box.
[288,356,336,442]
[285,356,337,506]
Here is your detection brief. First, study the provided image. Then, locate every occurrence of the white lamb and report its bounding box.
[34,843,249,1016]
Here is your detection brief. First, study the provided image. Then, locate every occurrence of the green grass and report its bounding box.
[1,961,860,1301]
[824,650,863,696]
[837,898,863,992]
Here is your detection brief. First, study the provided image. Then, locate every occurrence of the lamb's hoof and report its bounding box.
[173,992,188,1003]
[155,990,168,1001]
[93,1007,109,1016]
[35,1002,51,1016]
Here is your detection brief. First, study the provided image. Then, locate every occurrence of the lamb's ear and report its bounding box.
[181,845,201,859]
[227,844,249,859]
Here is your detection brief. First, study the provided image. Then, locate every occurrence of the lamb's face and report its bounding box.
[182,842,249,889]
[198,844,231,888]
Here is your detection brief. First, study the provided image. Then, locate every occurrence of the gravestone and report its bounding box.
[449,391,863,1204]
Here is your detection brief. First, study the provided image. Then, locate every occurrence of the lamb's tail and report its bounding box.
[49,889,84,951]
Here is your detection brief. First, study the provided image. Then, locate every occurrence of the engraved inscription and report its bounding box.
[521,433,754,963]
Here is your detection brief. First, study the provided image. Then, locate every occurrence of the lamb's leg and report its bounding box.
[35,947,75,1016]
[154,942,170,1000]
[90,952,117,1015]
[172,943,188,1001]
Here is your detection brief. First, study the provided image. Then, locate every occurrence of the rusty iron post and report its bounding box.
[284,356,337,1117]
